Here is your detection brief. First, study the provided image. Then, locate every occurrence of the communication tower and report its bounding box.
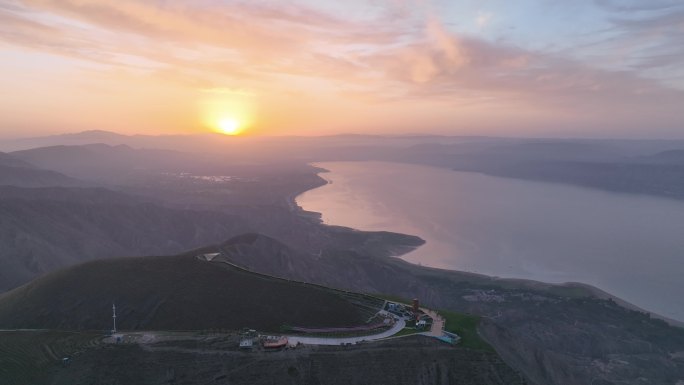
[112,303,117,333]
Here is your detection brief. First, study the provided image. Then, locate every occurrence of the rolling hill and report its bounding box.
[0,252,380,331]
[0,186,248,291]
[0,152,82,188]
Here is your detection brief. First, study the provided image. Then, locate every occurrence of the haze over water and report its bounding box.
[297,161,684,322]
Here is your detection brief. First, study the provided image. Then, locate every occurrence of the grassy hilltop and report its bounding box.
[0,252,381,332]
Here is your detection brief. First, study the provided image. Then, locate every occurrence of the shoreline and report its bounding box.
[291,164,684,329]
[566,282,684,328]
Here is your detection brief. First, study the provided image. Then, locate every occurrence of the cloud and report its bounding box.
[1,0,683,135]
[594,0,681,13]
[346,13,684,135]
[476,11,493,28]
[200,87,256,97]
[586,2,684,78]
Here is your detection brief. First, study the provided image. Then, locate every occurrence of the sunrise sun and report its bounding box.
[217,118,242,135]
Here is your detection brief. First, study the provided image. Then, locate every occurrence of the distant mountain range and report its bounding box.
[0,130,253,154]
[9,143,195,183]
[638,149,684,164]
[0,130,471,153]
[0,130,184,152]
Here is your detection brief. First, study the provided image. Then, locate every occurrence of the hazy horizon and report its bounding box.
[6,128,684,143]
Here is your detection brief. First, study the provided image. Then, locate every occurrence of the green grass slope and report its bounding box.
[0,331,101,385]
[0,253,377,332]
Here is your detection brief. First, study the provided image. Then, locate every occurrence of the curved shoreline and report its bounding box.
[566,282,684,328]
[292,164,684,329]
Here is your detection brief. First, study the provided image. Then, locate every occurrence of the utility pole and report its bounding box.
[112,303,117,333]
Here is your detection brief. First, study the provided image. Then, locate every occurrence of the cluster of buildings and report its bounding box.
[386,298,433,330]
[239,329,289,351]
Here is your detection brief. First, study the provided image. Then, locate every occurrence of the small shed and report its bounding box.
[239,338,254,349]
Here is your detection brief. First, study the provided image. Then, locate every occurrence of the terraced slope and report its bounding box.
[0,331,102,385]
[0,332,524,385]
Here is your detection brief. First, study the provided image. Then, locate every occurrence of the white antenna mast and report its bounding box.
[112,303,117,333]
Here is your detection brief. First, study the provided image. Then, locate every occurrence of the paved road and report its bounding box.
[287,318,406,346]
[0,329,50,332]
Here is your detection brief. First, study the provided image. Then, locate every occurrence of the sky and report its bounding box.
[0,0,683,138]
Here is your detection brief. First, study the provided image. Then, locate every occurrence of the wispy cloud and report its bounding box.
[594,0,681,13]
[578,2,684,80]
[1,0,683,136]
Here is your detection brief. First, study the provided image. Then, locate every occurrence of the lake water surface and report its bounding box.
[296,161,684,322]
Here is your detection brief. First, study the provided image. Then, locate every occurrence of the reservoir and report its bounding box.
[297,161,684,322]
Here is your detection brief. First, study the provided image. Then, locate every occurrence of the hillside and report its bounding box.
[0,253,376,331]
[0,152,33,168]
[10,143,193,183]
[638,149,684,164]
[210,233,684,385]
[54,336,522,385]
[0,331,522,385]
[0,165,82,188]
[0,152,82,187]
[0,186,247,291]
[391,141,684,201]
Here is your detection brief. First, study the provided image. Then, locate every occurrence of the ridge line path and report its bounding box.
[286,311,406,346]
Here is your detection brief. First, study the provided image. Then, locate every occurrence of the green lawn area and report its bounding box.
[440,311,494,351]
[375,294,493,351]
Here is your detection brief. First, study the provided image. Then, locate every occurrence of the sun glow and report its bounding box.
[199,89,255,136]
[217,118,242,135]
